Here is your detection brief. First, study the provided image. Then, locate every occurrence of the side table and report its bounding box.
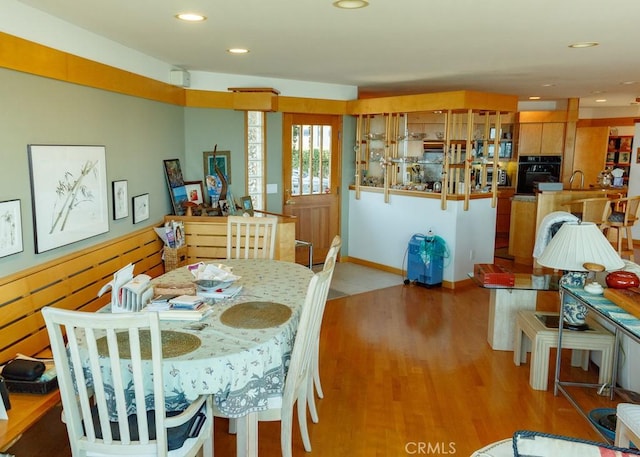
[470,271,562,351]
[514,311,614,391]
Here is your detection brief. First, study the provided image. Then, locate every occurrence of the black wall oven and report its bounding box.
[516,155,562,194]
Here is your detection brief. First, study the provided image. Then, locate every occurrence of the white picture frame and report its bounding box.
[0,199,23,258]
[112,180,129,220]
[28,145,109,253]
[132,193,150,224]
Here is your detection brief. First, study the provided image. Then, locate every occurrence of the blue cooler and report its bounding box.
[407,234,444,288]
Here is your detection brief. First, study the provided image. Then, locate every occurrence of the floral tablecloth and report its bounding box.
[82,259,313,419]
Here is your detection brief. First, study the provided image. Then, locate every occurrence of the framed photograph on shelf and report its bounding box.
[0,199,23,258]
[28,144,109,253]
[132,193,150,224]
[184,180,205,205]
[606,151,616,164]
[112,180,128,220]
[203,150,231,184]
[240,196,254,216]
[619,152,631,165]
[163,158,186,215]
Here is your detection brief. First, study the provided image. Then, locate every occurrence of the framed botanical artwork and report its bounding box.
[132,193,150,224]
[112,180,128,220]
[163,158,185,215]
[184,180,205,205]
[203,150,231,184]
[0,199,23,258]
[28,145,109,254]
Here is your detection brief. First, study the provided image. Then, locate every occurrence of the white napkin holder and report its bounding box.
[98,264,154,313]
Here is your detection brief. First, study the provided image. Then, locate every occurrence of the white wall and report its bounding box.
[347,190,496,283]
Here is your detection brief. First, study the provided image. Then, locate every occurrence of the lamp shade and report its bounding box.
[537,222,624,272]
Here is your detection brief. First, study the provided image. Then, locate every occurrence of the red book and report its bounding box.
[474,263,515,286]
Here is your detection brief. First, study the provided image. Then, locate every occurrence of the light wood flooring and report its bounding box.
[8,260,621,457]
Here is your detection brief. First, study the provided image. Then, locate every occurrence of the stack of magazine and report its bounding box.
[146,294,212,320]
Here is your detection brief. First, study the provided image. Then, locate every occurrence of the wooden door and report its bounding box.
[573,126,609,187]
[282,113,341,266]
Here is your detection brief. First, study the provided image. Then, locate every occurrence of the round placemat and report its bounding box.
[96,330,201,359]
[220,301,292,329]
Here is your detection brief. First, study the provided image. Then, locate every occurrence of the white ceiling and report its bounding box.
[15,0,640,109]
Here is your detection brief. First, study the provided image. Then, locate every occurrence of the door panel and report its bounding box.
[282,113,341,265]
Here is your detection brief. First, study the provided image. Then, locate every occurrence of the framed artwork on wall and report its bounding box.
[112,180,128,220]
[163,158,186,215]
[28,144,109,253]
[132,193,150,224]
[0,199,23,258]
[203,150,231,184]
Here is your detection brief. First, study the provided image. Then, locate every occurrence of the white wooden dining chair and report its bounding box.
[258,263,333,457]
[308,235,342,424]
[42,307,213,457]
[226,215,278,260]
[223,264,333,457]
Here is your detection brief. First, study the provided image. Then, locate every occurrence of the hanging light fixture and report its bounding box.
[333,0,369,9]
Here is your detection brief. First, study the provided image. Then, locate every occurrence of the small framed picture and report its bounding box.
[0,199,23,258]
[184,180,205,205]
[619,152,631,165]
[218,199,230,216]
[132,193,150,224]
[240,196,254,216]
[112,180,128,220]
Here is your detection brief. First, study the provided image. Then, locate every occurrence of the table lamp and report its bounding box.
[537,221,624,326]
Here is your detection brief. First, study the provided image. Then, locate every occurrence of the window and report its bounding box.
[246,111,265,210]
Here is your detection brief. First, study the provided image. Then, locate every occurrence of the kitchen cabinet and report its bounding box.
[509,196,536,265]
[518,122,565,156]
[496,187,515,239]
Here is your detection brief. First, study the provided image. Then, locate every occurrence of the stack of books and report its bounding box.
[146,294,212,320]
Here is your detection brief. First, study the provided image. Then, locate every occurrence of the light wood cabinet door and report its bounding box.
[518,123,542,155]
[573,126,609,187]
[540,123,565,155]
[518,122,565,156]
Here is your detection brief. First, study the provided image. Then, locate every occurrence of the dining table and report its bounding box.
[95,258,314,457]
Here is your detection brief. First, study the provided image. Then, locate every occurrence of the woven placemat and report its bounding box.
[220,301,292,329]
[96,330,201,359]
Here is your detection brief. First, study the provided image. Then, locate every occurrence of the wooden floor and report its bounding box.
[9,263,619,457]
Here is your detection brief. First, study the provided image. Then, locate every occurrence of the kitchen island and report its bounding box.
[347,187,497,287]
[509,188,627,265]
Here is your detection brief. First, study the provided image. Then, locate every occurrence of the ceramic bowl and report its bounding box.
[606,271,640,289]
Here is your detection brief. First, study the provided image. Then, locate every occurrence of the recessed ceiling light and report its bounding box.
[176,13,206,22]
[227,48,249,54]
[529,96,541,100]
[621,81,637,85]
[568,42,599,48]
[595,99,607,103]
[541,83,555,87]
[333,0,369,9]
